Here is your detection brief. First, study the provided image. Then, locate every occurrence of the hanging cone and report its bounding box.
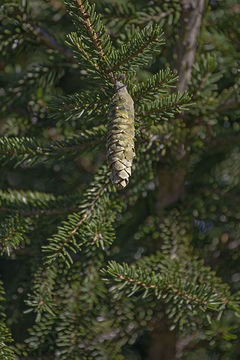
[107,81,135,190]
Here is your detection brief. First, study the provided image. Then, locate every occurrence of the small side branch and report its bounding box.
[75,0,115,83]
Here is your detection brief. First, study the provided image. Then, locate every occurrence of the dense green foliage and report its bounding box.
[0,0,240,359]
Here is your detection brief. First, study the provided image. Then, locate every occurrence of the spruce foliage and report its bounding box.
[0,0,240,359]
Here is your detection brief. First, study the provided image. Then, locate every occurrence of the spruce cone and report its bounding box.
[107,81,135,190]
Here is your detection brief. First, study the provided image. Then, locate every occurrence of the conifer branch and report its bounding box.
[104,261,223,310]
[50,182,106,260]
[110,25,164,73]
[76,0,104,59]
[0,126,105,165]
[49,92,109,124]
[133,69,178,102]
[98,1,180,30]
[115,271,207,306]
[0,215,31,255]
[42,167,114,266]
[0,190,80,217]
[138,93,191,121]
[70,0,115,83]
[1,3,75,63]
[0,281,16,360]
[25,266,57,319]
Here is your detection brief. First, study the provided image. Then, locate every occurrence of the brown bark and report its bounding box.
[177,0,205,92]
[149,2,205,359]
[156,167,186,213]
[149,319,177,360]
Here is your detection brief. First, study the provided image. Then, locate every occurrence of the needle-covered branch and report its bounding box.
[42,167,119,267]
[0,126,105,166]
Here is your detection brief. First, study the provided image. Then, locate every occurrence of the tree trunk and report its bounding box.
[177,0,205,92]
[149,319,177,360]
[149,1,205,359]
